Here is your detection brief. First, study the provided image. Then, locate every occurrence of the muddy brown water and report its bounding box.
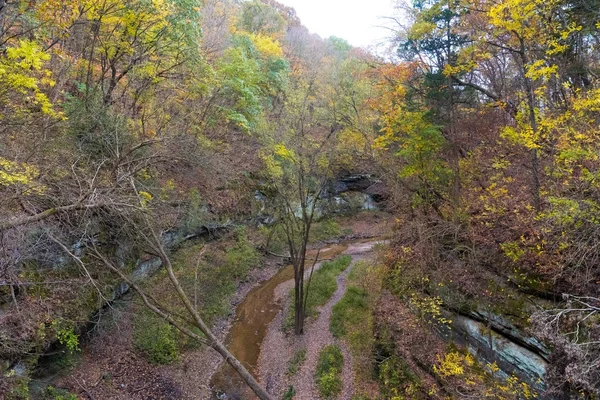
[209,243,351,399]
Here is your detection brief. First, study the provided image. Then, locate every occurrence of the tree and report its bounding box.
[261,99,334,335]
[372,63,452,216]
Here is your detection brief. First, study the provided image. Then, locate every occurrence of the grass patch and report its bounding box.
[305,255,352,313]
[284,255,352,330]
[287,348,307,376]
[331,260,385,387]
[330,286,369,338]
[315,345,344,398]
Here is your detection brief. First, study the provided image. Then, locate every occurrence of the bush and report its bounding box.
[310,219,341,242]
[378,355,421,398]
[225,227,261,280]
[315,345,344,398]
[133,310,179,364]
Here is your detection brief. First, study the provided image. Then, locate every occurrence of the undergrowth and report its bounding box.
[133,227,261,363]
[132,309,179,364]
[315,345,344,398]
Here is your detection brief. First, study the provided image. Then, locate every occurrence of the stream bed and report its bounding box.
[209,243,351,399]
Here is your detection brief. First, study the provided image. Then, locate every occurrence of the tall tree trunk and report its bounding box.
[294,265,304,335]
[519,37,542,212]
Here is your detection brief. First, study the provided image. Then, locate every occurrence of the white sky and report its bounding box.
[276,0,399,49]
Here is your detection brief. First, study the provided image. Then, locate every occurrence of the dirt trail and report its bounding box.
[258,241,381,400]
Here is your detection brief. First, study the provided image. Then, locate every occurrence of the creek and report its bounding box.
[209,242,355,399]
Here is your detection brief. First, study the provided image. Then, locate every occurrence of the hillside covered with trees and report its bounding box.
[0,0,599,399]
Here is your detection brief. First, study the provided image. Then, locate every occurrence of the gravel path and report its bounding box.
[258,241,381,400]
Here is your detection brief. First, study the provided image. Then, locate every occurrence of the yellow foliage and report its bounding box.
[273,143,295,161]
[139,191,153,207]
[0,40,59,119]
[248,33,284,58]
[434,350,536,399]
[0,157,43,193]
[263,155,283,179]
[434,352,468,377]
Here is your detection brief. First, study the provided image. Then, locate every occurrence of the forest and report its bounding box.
[0,0,599,399]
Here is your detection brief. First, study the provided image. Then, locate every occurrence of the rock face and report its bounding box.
[328,174,388,202]
[438,308,550,393]
[331,174,377,194]
[113,223,232,299]
[452,315,547,387]
[254,174,386,225]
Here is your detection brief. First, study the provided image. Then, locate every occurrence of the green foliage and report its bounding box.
[218,40,264,133]
[55,327,79,353]
[238,0,285,35]
[5,378,30,400]
[378,355,422,399]
[50,320,80,353]
[283,385,296,400]
[132,310,179,364]
[44,386,78,400]
[374,94,452,212]
[225,227,261,280]
[310,219,342,242]
[315,345,344,398]
[330,286,368,338]
[287,348,307,376]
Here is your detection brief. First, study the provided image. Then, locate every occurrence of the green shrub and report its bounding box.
[315,345,344,398]
[310,219,341,242]
[287,348,307,376]
[378,355,421,398]
[133,310,179,364]
[5,376,30,400]
[225,227,261,280]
